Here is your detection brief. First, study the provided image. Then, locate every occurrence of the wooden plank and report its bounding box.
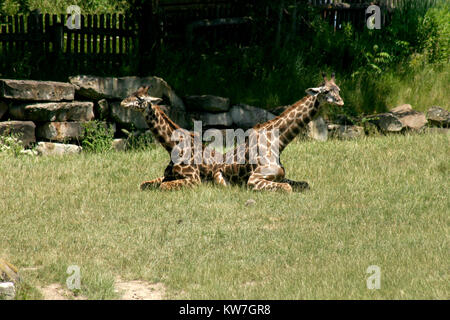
[112,14,117,55]
[43,14,48,54]
[14,15,19,53]
[1,17,7,55]
[93,14,98,54]
[7,16,13,54]
[99,14,104,55]
[119,14,124,54]
[87,15,92,56]
[65,15,72,54]
[106,14,111,56]
[80,15,85,54]
[19,15,25,52]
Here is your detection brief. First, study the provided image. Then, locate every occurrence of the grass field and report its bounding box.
[0,132,449,299]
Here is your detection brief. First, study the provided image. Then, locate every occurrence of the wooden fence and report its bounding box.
[0,12,137,75]
[0,1,397,78]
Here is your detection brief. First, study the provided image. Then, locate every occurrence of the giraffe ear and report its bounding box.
[306,87,322,96]
[144,86,151,94]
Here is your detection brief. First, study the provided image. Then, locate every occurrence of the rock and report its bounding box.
[367,113,403,132]
[36,122,85,141]
[334,114,355,125]
[158,105,191,129]
[0,101,8,119]
[245,199,256,207]
[427,106,449,127]
[230,104,276,129]
[20,149,38,156]
[36,121,114,141]
[10,101,94,122]
[390,104,427,130]
[191,112,233,127]
[329,124,364,139]
[0,79,75,101]
[0,282,15,300]
[362,121,380,136]
[112,138,127,151]
[184,95,230,113]
[68,75,185,111]
[96,99,110,120]
[36,142,82,156]
[0,121,36,146]
[367,104,428,132]
[308,116,328,141]
[110,101,149,130]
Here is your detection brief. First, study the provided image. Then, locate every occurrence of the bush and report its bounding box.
[81,121,115,153]
[418,1,450,64]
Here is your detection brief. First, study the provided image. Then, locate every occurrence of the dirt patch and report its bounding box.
[114,277,166,300]
[38,283,87,300]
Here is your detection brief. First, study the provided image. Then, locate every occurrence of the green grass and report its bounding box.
[1,132,449,299]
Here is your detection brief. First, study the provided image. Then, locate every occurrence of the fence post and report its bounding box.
[137,2,158,76]
[53,23,64,53]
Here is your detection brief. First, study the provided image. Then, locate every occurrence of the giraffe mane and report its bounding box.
[254,96,309,130]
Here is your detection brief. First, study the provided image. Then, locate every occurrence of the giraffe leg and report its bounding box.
[281,179,310,192]
[140,177,165,191]
[247,174,292,193]
[159,177,200,191]
[213,171,229,187]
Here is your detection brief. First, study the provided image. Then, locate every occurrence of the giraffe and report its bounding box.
[120,73,344,192]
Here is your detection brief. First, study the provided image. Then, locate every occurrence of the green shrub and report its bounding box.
[81,121,115,153]
[121,128,155,152]
[418,1,450,64]
[0,130,25,157]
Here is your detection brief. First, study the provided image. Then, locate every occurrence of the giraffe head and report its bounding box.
[120,86,163,112]
[305,73,344,106]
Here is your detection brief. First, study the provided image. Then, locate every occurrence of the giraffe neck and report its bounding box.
[276,95,321,152]
[144,104,180,153]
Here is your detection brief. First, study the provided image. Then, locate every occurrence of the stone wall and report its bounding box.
[0,76,448,155]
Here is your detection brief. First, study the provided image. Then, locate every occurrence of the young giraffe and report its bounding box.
[121,74,344,192]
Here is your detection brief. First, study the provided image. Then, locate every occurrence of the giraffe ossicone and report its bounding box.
[120,74,344,192]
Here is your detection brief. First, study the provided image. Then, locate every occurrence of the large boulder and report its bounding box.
[110,101,149,130]
[36,142,82,156]
[367,104,427,132]
[68,75,185,110]
[426,106,449,127]
[307,116,328,141]
[390,104,427,130]
[230,104,276,129]
[0,282,15,300]
[368,113,404,132]
[10,102,94,122]
[329,124,365,139]
[36,121,114,141]
[36,122,85,141]
[184,95,230,113]
[190,111,233,127]
[96,99,110,120]
[0,121,36,146]
[0,101,8,119]
[158,105,191,129]
[0,79,75,101]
